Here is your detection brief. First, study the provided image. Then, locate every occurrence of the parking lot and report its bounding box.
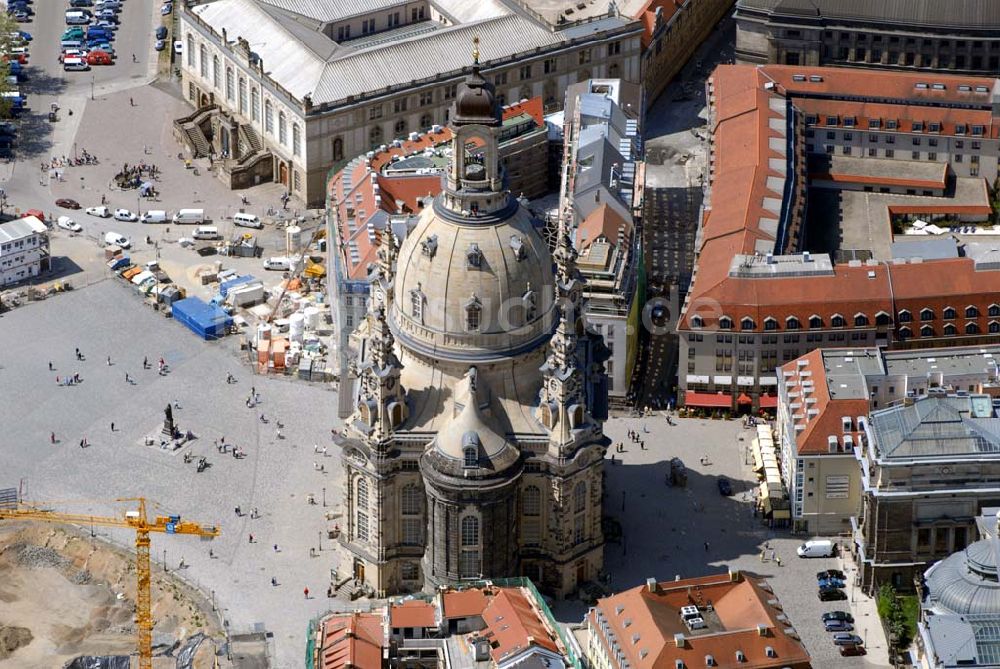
[584,414,891,667]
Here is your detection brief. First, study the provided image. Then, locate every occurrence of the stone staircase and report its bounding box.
[333,577,363,601]
[238,123,263,155]
[173,104,218,159]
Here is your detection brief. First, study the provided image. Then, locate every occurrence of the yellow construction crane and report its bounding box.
[0,497,219,669]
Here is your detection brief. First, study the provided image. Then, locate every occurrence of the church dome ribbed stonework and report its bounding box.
[390,203,555,360]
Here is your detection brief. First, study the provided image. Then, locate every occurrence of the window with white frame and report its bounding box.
[199,44,208,78]
[278,112,287,145]
[459,515,480,578]
[264,100,273,134]
[225,67,234,101]
[251,87,260,122]
[292,123,301,156]
[213,56,220,89]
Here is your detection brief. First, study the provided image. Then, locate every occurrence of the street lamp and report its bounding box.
[322,487,326,507]
[163,548,167,572]
[91,74,95,100]
[317,530,322,552]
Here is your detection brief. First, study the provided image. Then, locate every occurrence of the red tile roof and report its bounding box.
[680,64,1000,336]
[589,572,811,669]
[442,589,489,619]
[577,202,633,250]
[779,350,868,456]
[632,0,681,48]
[317,612,384,669]
[389,600,437,629]
[483,588,561,663]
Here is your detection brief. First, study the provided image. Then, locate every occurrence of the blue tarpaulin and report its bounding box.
[171,297,232,340]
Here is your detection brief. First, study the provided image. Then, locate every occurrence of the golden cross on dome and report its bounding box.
[472,36,480,65]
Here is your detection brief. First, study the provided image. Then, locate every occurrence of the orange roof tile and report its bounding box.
[442,589,489,619]
[318,612,384,669]
[577,202,633,250]
[389,600,437,629]
[681,64,1000,335]
[589,573,811,669]
[483,588,561,662]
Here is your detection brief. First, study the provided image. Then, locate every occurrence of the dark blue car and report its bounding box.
[818,577,847,589]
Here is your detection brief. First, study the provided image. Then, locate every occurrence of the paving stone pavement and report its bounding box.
[551,413,892,668]
[0,280,347,668]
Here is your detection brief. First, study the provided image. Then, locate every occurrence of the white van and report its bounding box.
[65,10,91,24]
[104,231,130,248]
[172,208,205,225]
[63,57,90,72]
[193,225,221,240]
[233,212,262,229]
[263,256,292,271]
[140,210,168,224]
[796,539,836,558]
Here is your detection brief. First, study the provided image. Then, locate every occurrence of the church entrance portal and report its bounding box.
[353,558,365,582]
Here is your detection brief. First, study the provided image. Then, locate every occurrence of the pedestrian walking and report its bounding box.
[48,361,53,371]
[235,506,241,516]
[704,541,710,552]
[304,587,309,599]
[769,548,776,561]
[124,372,129,383]
[107,356,112,366]
[110,422,115,432]
[251,507,258,518]
[143,356,148,369]
[80,438,85,448]
[248,533,254,543]
[271,577,277,586]
[50,432,56,444]
[75,347,80,359]
[273,544,279,552]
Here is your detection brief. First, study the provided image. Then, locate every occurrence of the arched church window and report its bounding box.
[459,515,480,577]
[401,484,422,515]
[410,284,424,323]
[465,295,482,332]
[357,478,369,509]
[463,446,477,468]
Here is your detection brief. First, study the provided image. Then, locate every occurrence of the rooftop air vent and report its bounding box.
[809,75,822,82]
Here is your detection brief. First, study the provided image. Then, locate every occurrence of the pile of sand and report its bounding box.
[0,626,32,660]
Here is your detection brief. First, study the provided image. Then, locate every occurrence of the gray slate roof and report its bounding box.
[737,0,1000,29]
[191,0,576,105]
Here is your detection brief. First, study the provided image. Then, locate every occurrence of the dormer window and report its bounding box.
[466,294,482,331]
[691,315,704,328]
[966,305,979,318]
[831,314,845,328]
[875,311,891,326]
[854,313,869,327]
[967,322,980,334]
[763,317,778,331]
[421,234,438,258]
[809,314,823,329]
[786,316,800,330]
[719,316,732,330]
[943,307,957,320]
[921,308,935,321]
[898,309,912,323]
[740,317,755,331]
[944,323,957,336]
[410,284,425,324]
[510,235,526,261]
[921,324,935,337]
[989,304,1000,317]
[466,243,483,269]
[462,432,480,467]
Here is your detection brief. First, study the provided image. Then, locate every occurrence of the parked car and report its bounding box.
[818,587,847,602]
[824,620,853,632]
[57,216,81,231]
[11,10,31,22]
[94,20,117,31]
[160,2,172,14]
[797,539,836,558]
[840,644,866,657]
[817,570,846,581]
[86,50,112,65]
[832,633,863,646]
[173,40,182,54]
[716,477,733,496]
[16,30,32,41]
[114,208,137,221]
[0,121,18,136]
[154,25,167,40]
[56,198,80,209]
[821,611,854,623]
[818,577,847,589]
[62,27,85,39]
[85,205,110,217]
[61,48,90,62]
[154,39,165,51]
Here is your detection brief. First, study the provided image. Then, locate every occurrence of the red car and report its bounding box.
[87,50,112,65]
[25,208,44,222]
[840,644,866,657]
[56,198,80,209]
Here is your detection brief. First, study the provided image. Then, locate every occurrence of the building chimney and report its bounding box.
[674,633,686,648]
[646,577,658,593]
[757,624,769,637]
[728,568,740,582]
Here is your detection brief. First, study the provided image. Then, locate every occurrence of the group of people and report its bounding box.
[113,161,160,192]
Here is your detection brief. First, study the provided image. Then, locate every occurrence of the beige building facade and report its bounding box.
[177,0,642,206]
